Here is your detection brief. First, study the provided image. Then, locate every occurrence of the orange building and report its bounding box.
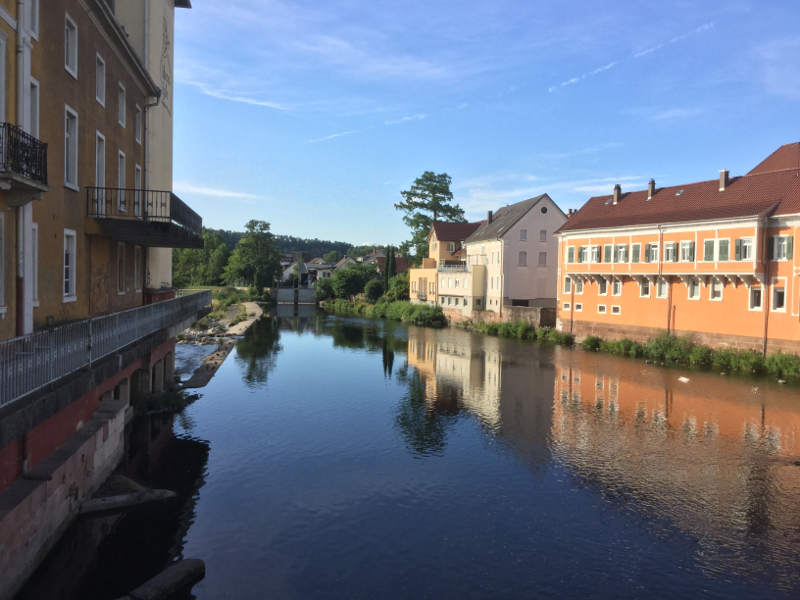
[555,143,800,354]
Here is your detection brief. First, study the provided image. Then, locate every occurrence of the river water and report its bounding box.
[20,314,800,599]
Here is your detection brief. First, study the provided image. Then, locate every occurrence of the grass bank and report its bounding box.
[580,333,800,383]
[323,299,448,327]
[456,320,575,346]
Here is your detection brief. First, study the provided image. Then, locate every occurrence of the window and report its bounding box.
[96,54,105,105]
[772,279,786,311]
[30,79,39,137]
[0,214,4,307]
[518,251,527,266]
[63,229,77,301]
[577,246,588,263]
[454,278,459,288]
[117,151,126,211]
[597,304,607,314]
[749,286,762,310]
[615,245,628,263]
[703,239,715,262]
[0,36,6,122]
[564,277,572,294]
[664,242,677,262]
[32,222,38,305]
[709,279,723,301]
[718,239,730,261]
[680,241,695,262]
[631,243,641,263]
[771,236,793,261]
[520,229,527,241]
[117,243,125,294]
[656,278,668,299]
[118,82,126,126]
[611,305,621,315]
[64,106,78,188]
[95,132,105,213]
[574,303,583,312]
[687,278,700,300]
[639,279,650,297]
[612,279,621,296]
[598,279,607,295]
[567,246,575,263]
[135,105,143,144]
[591,245,601,263]
[735,238,753,261]
[134,164,142,217]
[29,0,39,38]
[65,14,78,78]
[603,244,612,263]
[645,243,658,263]
[562,302,571,311]
[539,229,547,242]
[538,252,547,266]
[575,279,584,294]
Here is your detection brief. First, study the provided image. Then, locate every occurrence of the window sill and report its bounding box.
[63,295,77,303]
[65,66,78,80]
[0,306,7,315]
[97,98,105,107]
[64,182,79,192]
[33,300,39,307]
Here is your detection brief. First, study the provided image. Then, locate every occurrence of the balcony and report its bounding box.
[0,291,211,407]
[438,262,468,272]
[416,291,428,301]
[0,122,48,204]
[86,188,203,248]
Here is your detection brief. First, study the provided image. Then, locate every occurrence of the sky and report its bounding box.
[172,0,800,246]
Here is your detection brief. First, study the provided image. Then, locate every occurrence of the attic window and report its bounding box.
[541,206,548,214]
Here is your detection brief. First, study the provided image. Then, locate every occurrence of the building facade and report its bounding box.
[556,143,800,353]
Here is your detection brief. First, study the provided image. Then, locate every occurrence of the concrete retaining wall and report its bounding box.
[444,306,555,328]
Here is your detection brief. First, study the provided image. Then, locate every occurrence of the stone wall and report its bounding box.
[444,306,555,328]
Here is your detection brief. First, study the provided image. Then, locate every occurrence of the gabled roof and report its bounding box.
[557,144,800,234]
[430,221,483,242]
[334,257,356,269]
[466,195,548,243]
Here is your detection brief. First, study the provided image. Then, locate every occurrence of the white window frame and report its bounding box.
[135,246,142,292]
[64,105,79,190]
[771,277,786,312]
[611,305,621,315]
[135,104,142,144]
[566,246,575,263]
[118,82,126,127]
[748,285,763,311]
[95,53,106,106]
[577,246,588,264]
[117,150,126,212]
[94,131,106,214]
[709,279,723,302]
[562,302,571,311]
[631,243,641,263]
[702,239,715,262]
[591,245,601,263]
[574,303,583,312]
[739,238,754,261]
[0,34,6,123]
[717,238,730,262]
[598,278,608,296]
[656,277,668,299]
[519,228,527,241]
[646,243,659,263]
[773,236,791,261]
[563,277,572,294]
[680,240,694,262]
[29,78,39,138]
[63,229,77,302]
[639,279,650,298]
[0,213,5,309]
[32,222,38,306]
[117,242,126,294]
[664,242,677,262]
[65,13,78,79]
[597,304,607,314]
[612,279,622,296]
[28,0,39,39]
[575,279,584,295]
[615,244,628,264]
[687,278,700,301]
[134,164,142,217]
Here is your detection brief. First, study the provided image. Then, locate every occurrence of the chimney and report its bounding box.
[647,179,655,200]
[487,210,493,223]
[612,184,621,205]
[719,169,729,192]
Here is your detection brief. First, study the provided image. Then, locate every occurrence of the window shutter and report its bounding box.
[788,237,794,259]
[632,245,639,263]
[735,239,742,261]
[672,243,678,262]
[644,245,650,263]
[567,247,574,262]
[689,242,695,262]
[767,237,774,260]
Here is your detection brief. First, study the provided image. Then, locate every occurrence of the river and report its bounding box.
[18,313,800,599]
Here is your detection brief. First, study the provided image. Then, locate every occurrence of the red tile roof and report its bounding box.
[558,144,800,233]
[748,142,800,175]
[431,221,483,241]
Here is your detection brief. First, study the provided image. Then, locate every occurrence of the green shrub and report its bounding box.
[581,335,602,351]
[765,352,800,382]
[364,279,384,303]
[732,350,766,376]
[688,344,713,369]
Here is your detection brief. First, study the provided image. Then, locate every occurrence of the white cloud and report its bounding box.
[307,130,357,143]
[384,113,427,125]
[173,182,261,203]
[624,106,704,122]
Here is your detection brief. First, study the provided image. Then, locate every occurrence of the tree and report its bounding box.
[323,250,342,263]
[383,246,395,292]
[173,229,230,287]
[332,264,378,299]
[364,279,384,303]
[385,272,409,302]
[223,220,280,290]
[314,277,334,300]
[395,171,465,258]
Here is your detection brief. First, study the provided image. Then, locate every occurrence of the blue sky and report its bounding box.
[172,0,800,245]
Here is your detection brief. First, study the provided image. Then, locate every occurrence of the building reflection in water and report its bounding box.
[405,325,800,589]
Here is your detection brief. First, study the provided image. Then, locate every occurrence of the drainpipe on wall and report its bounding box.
[759,216,770,355]
[15,0,31,336]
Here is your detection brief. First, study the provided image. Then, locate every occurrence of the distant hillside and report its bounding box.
[207,228,353,258]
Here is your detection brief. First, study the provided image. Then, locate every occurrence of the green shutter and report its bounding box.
[568,246,575,263]
[672,243,678,262]
[604,245,612,263]
[690,242,695,262]
[632,245,640,263]
[788,237,794,259]
[644,245,650,263]
[735,239,742,261]
[704,240,714,261]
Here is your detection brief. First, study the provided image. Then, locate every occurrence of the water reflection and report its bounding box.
[234,317,282,387]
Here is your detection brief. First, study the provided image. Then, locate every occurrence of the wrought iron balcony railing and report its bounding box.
[438,262,469,272]
[0,291,211,407]
[0,122,48,185]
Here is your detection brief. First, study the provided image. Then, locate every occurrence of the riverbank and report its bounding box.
[321,298,448,327]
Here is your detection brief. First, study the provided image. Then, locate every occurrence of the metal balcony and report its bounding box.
[0,122,48,204]
[0,291,211,407]
[86,188,203,248]
[438,262,469,272]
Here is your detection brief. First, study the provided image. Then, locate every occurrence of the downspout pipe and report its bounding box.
[759,216,769,355]
[15,0,26,335]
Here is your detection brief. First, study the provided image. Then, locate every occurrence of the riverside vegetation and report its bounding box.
[323,298,448,328]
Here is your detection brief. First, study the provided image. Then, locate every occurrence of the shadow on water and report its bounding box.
[15,411,210,600]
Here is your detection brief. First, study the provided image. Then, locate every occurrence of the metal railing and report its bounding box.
[438,263,469,272]
[86,188,203,236]
[0,122,48,185]
[416,291,428,300]
[0,291,211,408]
